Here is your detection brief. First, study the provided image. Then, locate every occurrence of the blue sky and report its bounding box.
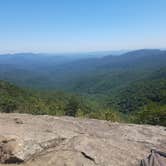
[0,0,166,53]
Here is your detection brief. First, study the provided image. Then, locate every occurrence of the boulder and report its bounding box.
[0,113,165,166]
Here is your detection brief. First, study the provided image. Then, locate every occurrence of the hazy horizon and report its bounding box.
[1,48,166,56]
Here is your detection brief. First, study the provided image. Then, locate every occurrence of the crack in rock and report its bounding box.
[81,151,97,165]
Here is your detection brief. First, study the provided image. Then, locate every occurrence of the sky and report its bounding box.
[0,0,166,53]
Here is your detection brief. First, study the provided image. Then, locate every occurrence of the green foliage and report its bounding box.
[133,104,166,126]
[0,50,166,127]
[106,69,166,114]
[87,108,125,122]
[64,96,80,117]
[0,71,165,127]
[0,97,17,113]
[0,80,101,118]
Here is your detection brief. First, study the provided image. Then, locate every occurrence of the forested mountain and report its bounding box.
[0,80,98,117]
[0,49,166,90]
[0,49,165,126]
[107,68,166,110]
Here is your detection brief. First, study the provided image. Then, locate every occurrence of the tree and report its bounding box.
[65,96,80,117]
[1,98,17,113]
[133,104,166,126]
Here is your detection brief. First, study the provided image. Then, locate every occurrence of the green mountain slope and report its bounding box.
[0,80,74,115]
[106,68,166,112]
[0,49,165,126]
[0,80,101,118]
[0,49,166,90]
[0,75,165,126]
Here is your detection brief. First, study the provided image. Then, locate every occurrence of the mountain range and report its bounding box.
[0,49,165,125]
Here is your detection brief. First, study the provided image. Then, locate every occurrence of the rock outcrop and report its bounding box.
[0,113,165,166]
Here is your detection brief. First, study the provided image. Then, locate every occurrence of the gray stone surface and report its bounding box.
[0,113,165,166]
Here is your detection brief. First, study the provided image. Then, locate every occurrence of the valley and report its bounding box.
[0,49,165,126]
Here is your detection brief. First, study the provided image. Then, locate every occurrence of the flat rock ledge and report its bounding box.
[0,113,165,166]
